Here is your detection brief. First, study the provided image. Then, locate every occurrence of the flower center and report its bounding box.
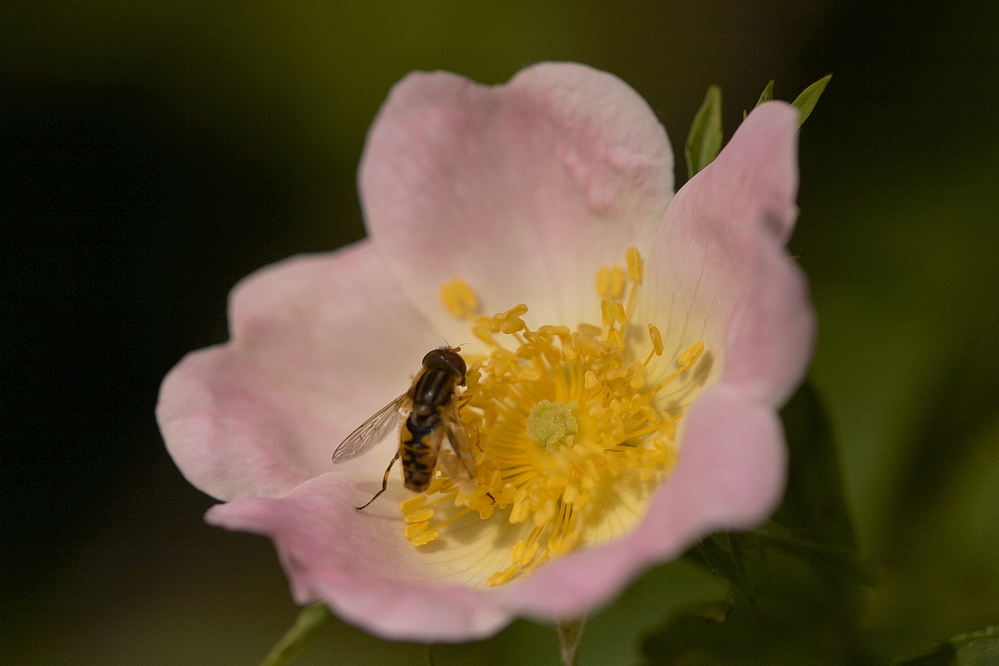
[527,400,579,451]
[401,248,705,586]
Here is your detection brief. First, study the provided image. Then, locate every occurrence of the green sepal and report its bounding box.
[685,85,723,179]
[893,626,999,666]
[556,617,586,666]
[756,79,775,107]
[792,74,832,127]
[261,603,333,666]
[745,79,776,118]
[641,382,871,664]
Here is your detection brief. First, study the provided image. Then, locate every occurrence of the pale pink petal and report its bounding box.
[685,101,813,404]
[206,474,514,641]
[360,62,674,337]
[639,102,810,410]
[157,242,441,501]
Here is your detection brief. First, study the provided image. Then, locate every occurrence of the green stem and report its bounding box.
[556,616,586,666]
[261,603,333,666]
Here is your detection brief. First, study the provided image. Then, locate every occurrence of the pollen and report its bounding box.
[403,247,707,587]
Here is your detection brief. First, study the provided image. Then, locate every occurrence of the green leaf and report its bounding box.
[791,74,832,127]
[755,79,775,107]
[261,603,333,666]
[641,383,871,664]
[744,79,775,119]
[893,626,999,666]
[769,381,871,583]
[685,85,723,179]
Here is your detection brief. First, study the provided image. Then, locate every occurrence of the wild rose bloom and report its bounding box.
[157,63,814,641]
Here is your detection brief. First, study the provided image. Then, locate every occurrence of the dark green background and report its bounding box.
[4,0,997,663]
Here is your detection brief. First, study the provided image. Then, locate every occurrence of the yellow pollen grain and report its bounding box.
[440,278,479,319]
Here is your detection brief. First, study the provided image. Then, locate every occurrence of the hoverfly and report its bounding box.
[332,346,478,511]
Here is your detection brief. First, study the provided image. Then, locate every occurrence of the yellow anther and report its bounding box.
[510,501,532,524]
[678,340,705,369]
[440,278,479,318]
[400,496,427,513]
[648,324,664,356]
[626,247,643,282]
[538,324,570,339]
[405,522,432,540]
[533,499,557,526]
[629,360,647,389]
[596,265,624,299]
[500,304,529,334]
[410,530,440,546]
[601,299,626,326]
[512,540,541,565]
[487,565,521,587]
[605,367,628,382]
[472,316,497,346]
[504,304,529,319]
[584,370,600,390]
[403,508,435,523]
[518,364,542,381]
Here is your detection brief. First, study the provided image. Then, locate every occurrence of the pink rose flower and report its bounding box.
[157,63,814,641]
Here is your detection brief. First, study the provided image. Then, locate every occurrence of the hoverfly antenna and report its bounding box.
[442,339,470,352]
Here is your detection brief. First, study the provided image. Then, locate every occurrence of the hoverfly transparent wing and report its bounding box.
[332,394,406,463]
[438,402,479,494]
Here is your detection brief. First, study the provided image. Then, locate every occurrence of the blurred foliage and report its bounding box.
[3,0,998,664]
[790,74,831,126]
[893,626,999,666]
[685,85,723,178]
[641,383,869,664]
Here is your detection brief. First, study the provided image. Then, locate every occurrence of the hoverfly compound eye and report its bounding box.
[422,346,467,379]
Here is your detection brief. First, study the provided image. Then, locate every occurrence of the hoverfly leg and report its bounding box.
[355,451,400,511]
[454,393,482,451]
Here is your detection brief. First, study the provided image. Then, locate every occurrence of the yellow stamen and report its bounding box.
[399,247,710,587]
[645,323,665,364]
[596,265,625,299]
[440,278,479,318]
[626,247,643,282]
